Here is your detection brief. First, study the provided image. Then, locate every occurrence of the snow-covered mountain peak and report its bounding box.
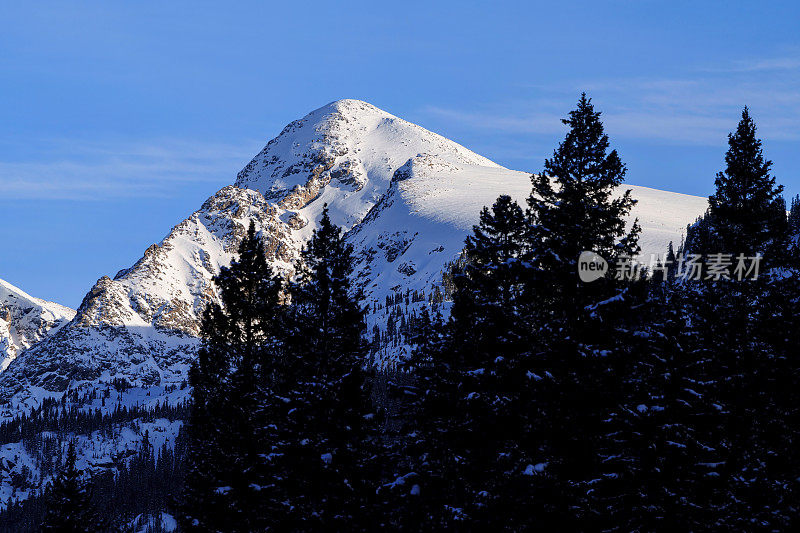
[0,278,75,372]
[0,280,73,318]
[0,99,709,406]
[234,99,501,228]
[0,100,713,514]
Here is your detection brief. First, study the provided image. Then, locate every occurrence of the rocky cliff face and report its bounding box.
[0,186,282,410]
[0,279,75,374]
[0,99,709,410]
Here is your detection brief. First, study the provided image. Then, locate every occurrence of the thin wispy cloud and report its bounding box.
[731,57,800,72]
[0,138,263,200]
[421,54,800,146]
[422,106,566,136]
[700,52,800,73]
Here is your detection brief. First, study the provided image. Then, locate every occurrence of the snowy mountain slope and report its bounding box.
[0,278,75,373]
[0,187,283,413]
[349,153,708,306]
[0,99,708,410]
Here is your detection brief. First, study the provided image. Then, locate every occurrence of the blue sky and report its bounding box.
[1,1,799,307]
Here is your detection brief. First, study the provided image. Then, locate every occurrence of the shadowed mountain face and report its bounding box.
[0,99,708,411]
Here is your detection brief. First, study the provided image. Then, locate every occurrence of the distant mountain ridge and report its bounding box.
[0,99,708,412]
[0,278,75,373]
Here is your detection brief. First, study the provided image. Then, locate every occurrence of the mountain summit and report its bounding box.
[0,99,707,410]
[236,99,500,200]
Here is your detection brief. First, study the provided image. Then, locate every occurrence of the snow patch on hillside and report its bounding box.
[349,153,707,308]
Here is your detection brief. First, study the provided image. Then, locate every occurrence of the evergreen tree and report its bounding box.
[788,195,800,265]
[389,95,644,530]
[522,93,643,528]
[663,108,800,528]
[526,93,641,327]
[40,440,104,532]
[387,196,536,530]
[665,240,678,280]
[264,205,378,531]
[706,107,787,265]
[788,195,800,235]
[180,220,284,532]
[450,194,530,365]
[287,206,366,362]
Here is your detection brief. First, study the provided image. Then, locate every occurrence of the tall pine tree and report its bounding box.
[526,92,641,322]
[654,107,799,529]
[263,205,378,531]
[523,93,643,528]
[705,107,787,265]
[788,195,800,236]
[388,195,535,529]
[180,220,284,532]
[450,194,529,361]
[391,95,644,530]
[693,109,797,529]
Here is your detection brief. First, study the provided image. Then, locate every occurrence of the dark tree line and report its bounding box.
[382,94,646,530]
[0,394,190,532]
[0,396,189,444]
[180,210,381,532]
[1,427,185,532]
[177,96,800,531]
